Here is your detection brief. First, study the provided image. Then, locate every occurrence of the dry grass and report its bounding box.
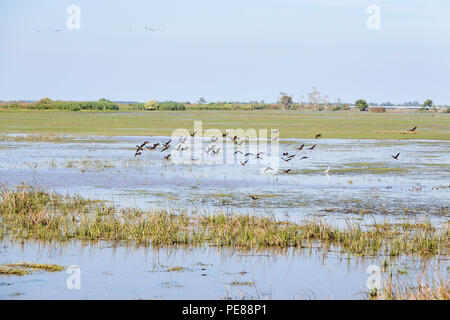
[374,275,449,300]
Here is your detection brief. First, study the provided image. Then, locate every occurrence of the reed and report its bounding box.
[0,187,448,258]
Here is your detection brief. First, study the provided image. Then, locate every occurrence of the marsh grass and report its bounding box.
[373,275,449,300]
[0,187,448,259]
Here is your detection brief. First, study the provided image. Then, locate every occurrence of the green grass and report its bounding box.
[0,187,448,258]
[0,110,448,140]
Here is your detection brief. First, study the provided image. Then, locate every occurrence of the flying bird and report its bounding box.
[408,126,417,132]
[392,153,400,160]
[300,156,308,160]
[297,144,305,151]
[160,145,170,152]
[240,160,248,166]
[164,154,171,160]
[308,144,316,150]
[283,169,291,174]
[249,195,259,201]
[315,133,322,139]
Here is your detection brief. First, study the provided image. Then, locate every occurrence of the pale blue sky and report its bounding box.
[1,0,449,104]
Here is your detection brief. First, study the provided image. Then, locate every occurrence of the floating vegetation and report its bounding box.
[0,266,31,276]
[4,263,64,272]
[165,266,186,272]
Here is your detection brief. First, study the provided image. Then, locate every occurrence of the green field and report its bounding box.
[0,110,449,140]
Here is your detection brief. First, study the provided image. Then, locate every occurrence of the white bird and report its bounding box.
[324,166,330,174]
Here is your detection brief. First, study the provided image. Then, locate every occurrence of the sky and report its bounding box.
[1,0,449,104]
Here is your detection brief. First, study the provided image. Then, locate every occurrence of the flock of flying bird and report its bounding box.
[133,125,416,172]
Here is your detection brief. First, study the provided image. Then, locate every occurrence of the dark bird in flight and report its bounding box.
[244,153,253,157]
[146,143,159,150]
[240,160,248,166]
[282,152,289,156]
[315,133,322,139]
[234,151,243,155]
[137,141,148,149]
[281,157,292,162]
[308,144,316,150]
[283,169,291,174]
[164,154,171,160]
[297,144,305,151]
[255,154,263,160]
[206,145,216,154]
[163,139,171,146]
[300,156,308,160]
[222,132,227,138]
[211,137,219,143]
[161,145,170,152]
[264,167,273,172]
[249,195,259,201]
[408,126,417,132]
[235,139,244,146]
[134,151,142,157]
[392,153,400,160]
[212,148,221,155]
[190,131,196,137]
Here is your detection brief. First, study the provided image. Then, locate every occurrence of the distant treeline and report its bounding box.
[1,98,119,111]
[130,101,273,111]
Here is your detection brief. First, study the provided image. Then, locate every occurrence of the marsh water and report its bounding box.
[0,134,448,299]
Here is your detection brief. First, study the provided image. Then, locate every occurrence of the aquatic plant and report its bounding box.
[0,187,448,259]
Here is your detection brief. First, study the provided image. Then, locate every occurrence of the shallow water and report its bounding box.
[1,239,445,300]
[0,136,448,224]
[0,134,448,299]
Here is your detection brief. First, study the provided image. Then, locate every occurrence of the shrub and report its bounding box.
[370,107,386,113]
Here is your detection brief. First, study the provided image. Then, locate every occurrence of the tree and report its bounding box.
[198,97,207,104]
[422,99,433,110]
[279,92,293,110]
[37,97,52,106]
[355,99,369,111]
[308,87,321,110]
[144,99,158,110]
